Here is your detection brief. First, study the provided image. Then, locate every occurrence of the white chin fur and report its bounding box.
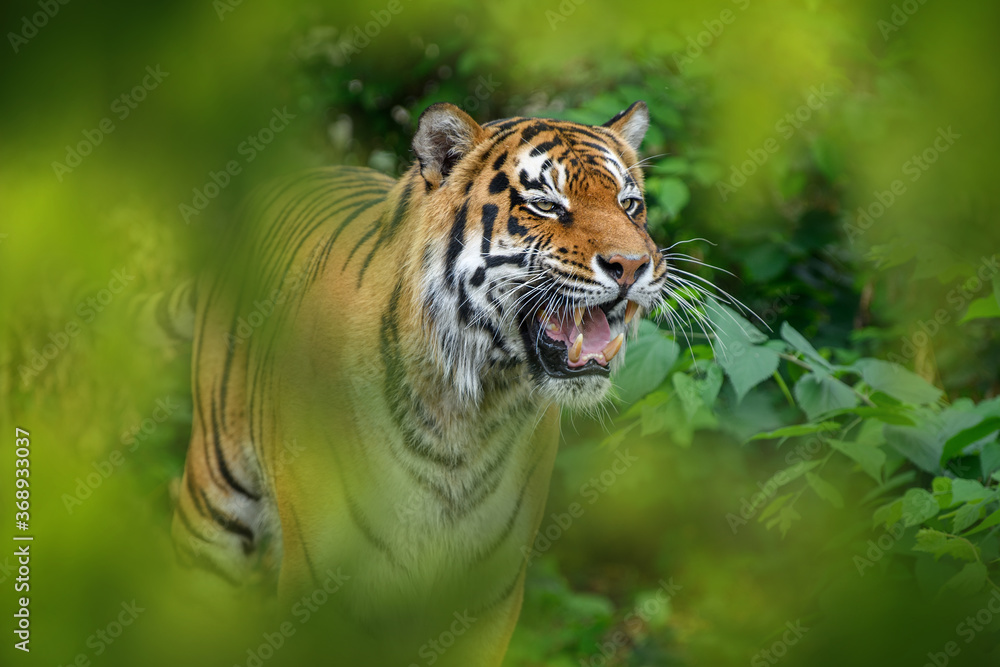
[536,374,612,411]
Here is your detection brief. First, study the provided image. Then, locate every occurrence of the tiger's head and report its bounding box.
[410,101,666,410]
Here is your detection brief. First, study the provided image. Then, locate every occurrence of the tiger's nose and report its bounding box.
[596,254,650,287]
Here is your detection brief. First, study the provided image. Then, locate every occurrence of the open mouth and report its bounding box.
[523,300,638,379]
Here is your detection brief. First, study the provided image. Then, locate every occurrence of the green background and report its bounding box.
[2,0,999,665]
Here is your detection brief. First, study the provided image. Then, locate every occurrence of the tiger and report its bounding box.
[170,100,667,665]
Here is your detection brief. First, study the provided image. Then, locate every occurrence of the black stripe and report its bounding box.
[474,442,544,563]
[344,490,404,570]
[480,203,498,255]
[198,488,255,550]
[485,253,525,269]
[488,171,509,195]
[444,201,469,288]
[210,392,262,501]
[354,179,416,287]
[285,502,322,587]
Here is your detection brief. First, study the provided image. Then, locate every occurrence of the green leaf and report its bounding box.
[672,372,703,420]
[742,245,789,283]
[780,322,833,371]
[901,488,939,527]
[766,506,801,537]
[873,499,903,529]
[764,460,822,490]
[952,503,984,533]
[708,300,768,345]
[940,417,1000,466]
[806,472,844,508]
[818,406,916,426]
[749,421,840,441]
[717,342,781,403]
[793,371,859,420]
[959,295,1000,323]
[615,321,679,404]
[641,395,675,436]
[694,362,724,406]
[853,359,943,405]
[981,442,1000,477]
[758,493,794,523]
[962,507,1000,536]
[912,529,979,562]
[949,479,992,505]
[828,438,886,481]
[942,562,988,596]
[884,424,942,474]
[655,177,690,218]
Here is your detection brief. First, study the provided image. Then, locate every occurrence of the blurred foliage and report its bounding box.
[2,0,1000,665]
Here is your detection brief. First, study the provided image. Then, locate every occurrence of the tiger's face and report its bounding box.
[413,101,666,409]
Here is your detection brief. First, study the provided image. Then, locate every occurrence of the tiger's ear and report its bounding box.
[602,101,649,153]
[413,103,485,188]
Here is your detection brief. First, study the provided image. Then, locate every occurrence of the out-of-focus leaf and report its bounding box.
[853,359,943,405]
[780,322,834,371]
[901,488,939,527]
[942,562,988,596]
[959,295,1000,323]
[615,321,679,404]
[749,421,840,441]
[793,371,859,420]
[940,417,1000,466]
[829,438,886,481]
[806,472,844,508]
[655,177,690,218]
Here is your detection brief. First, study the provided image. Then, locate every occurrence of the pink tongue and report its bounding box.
[545,307,612,367]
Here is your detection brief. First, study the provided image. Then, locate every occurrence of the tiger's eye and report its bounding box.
[534,201,555,212]
[623,198,640,214]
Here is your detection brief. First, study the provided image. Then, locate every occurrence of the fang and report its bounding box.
[568,333,583,363]
[603,333,624,361]
[624,301,638,325]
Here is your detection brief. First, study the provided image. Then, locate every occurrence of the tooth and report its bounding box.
[568,334,583,363]
[603,333,624,362]
[573,307,584,329]
[624,301,638,325]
